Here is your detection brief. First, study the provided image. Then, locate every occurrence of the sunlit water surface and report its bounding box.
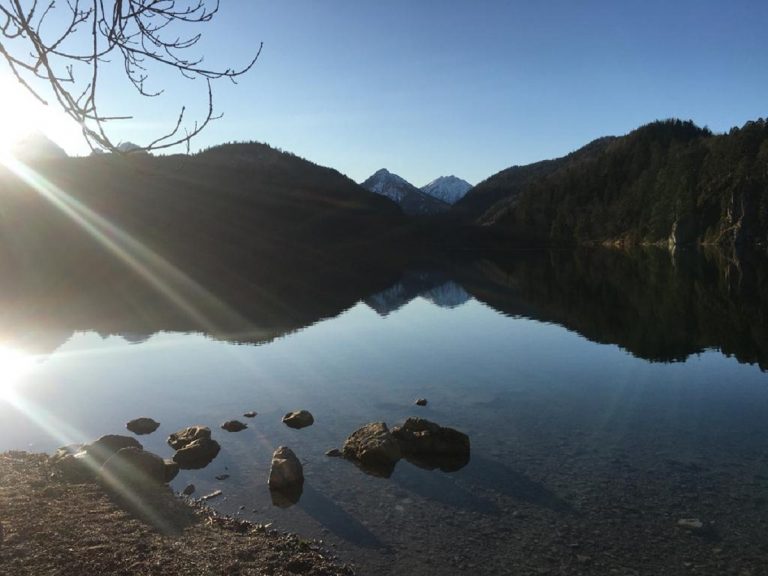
[2,290,768,574]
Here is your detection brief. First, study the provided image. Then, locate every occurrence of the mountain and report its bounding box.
[455,118,768,249]
[450,136,615,224]
[0,141,409,320]
[420,176,472,204]
[10,132,68,162]
[361,169,449,215]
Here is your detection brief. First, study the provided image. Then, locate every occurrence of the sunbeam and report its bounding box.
[1,155,248,336]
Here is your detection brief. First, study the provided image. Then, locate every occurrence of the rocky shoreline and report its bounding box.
[0,451,353,576]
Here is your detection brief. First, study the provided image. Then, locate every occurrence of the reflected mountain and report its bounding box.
[1,217,768,371]
[453,247,768,370]
[364,269,470,316]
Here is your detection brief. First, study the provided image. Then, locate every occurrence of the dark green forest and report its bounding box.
[460,119,768,248]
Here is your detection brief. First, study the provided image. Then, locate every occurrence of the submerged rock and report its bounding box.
[172,437,221,470]
[221,420,247,432]
[168,426,211,450]
[182,484,196,496]
[392,418,470,472]
[325,449,343,458]
[126,417,160,435]
[342,422,401,477]
[282,410,314,429]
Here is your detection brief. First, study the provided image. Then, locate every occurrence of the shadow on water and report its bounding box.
[462,454,575,514]
[390,453,574,515]
[295,483,389,550]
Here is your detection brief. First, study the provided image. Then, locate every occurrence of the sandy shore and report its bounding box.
[0,451,353,576]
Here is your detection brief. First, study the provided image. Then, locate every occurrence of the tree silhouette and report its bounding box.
[0,1,260,152]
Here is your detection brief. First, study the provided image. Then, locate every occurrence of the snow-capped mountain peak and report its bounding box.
[420,175,472,204]
[361,169,449,215]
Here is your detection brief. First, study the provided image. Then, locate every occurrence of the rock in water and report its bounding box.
[243,411,257,418]
[182,484,196,496]
[221,420,247,432]
[126,417,160,435]
[167,426,211,450]
[268,447,304,489]
[268,447,304,508]
[172,437,221,470]
[282,410,314,429]
[342,422,401,477]
[392,417,470,472]
[85,435,143,466]
[415,398,428,406]
[325,449,343,458]
[99,447,176,487]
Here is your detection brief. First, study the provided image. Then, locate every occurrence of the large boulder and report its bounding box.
[100,447,178,489]
[84,435,143,466]
[392,418,470,472]
[126,417,160,435]
[342,422,401,477]
[172,437,221,469]
[268,446,304,508]
[282,410,314,429]
[168,426,211,450]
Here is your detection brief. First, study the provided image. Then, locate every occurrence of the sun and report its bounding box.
[0,74,80,161]
[0,77,39,158]
[0,346,35,401]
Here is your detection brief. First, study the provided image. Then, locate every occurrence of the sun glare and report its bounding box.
[0,74,81,160]
[0,346,35,401]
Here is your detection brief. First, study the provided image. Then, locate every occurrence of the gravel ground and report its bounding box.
[0,451,352,576]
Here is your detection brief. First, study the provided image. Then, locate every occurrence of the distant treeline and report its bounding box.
[452,119,768,249]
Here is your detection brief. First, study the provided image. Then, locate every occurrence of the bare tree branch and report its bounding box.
[0,1,260,153]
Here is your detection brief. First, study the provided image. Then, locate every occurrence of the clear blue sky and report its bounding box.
[16,0,768,186]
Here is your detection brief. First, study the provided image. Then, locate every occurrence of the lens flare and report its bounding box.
[0,346,35,400]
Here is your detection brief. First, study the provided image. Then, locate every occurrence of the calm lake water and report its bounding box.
[2,249,768,575]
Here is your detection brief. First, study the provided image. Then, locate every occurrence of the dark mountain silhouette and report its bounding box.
[10,132,68,162]
[0,141,411,348]
[456,119,768,249]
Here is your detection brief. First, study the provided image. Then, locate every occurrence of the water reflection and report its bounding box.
[2,246,768,369]
[2,248,768,574]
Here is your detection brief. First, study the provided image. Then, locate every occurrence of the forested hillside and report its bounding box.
[465,119,768,248]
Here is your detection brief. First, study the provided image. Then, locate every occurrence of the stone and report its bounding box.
[282,410,314,429]
[182,484,196,496]
[126,417,160,435]
[99,447,170,487]
[342,422,401,477]
[167,426,211,450]
[215,474,230,481]
[243,411,257,418]
[415,398,428,406]
[325,448,342,458]
[172,437,221,469]
[163,459,180,482]
[677,518,705,532]
[52,451,93,482]
[85,435,143,466]
[221,420,247,432]
[392,417,470,472]
[268,446,304,490]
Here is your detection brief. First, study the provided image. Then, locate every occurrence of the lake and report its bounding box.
[1,248,768,575]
